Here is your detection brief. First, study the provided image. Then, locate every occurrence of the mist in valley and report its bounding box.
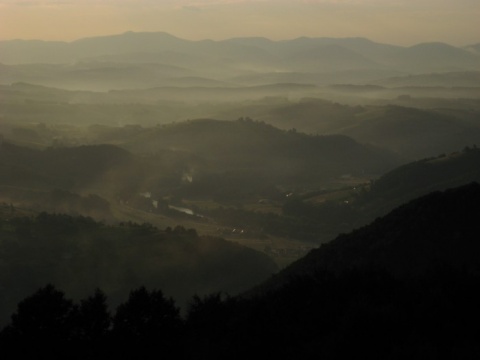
[1,0,480,357]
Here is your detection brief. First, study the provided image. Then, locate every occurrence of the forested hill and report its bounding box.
[256,182,480,293]
[119,118,400,181]
[0,120,400,189]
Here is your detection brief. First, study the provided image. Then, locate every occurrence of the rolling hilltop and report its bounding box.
[117,118,398,181]
[2,83,479,162]
[211,99,480,160]
[0,119,400,193]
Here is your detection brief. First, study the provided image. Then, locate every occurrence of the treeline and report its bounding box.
[0,285,181,359]
[2,267,479,359]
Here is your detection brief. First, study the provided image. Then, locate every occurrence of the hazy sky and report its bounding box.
[0,0,479,45]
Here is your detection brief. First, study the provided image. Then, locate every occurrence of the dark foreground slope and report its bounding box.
[195,183,480,359]
[2,184,480,359]
[262,182,480,290]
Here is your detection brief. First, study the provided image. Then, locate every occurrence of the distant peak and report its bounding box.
[121,30,175,37]
[72,31,183,44]
[409,42,454,49]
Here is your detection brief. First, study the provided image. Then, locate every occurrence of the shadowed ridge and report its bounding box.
[251,182,480,295]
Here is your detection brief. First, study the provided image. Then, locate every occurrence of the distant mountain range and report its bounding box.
[2,32,478,70]
[1,32,479,90]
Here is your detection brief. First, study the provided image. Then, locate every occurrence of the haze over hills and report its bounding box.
[373,70,480,87]
[0,119,400,206]
[1,32,480,91]
[2,29,479,167]
[1,26,480,358]
[466,43,480,55]
[2,124,480,250]
[2,32,478,70]
[2,32,479,166]
[2,83,480,163]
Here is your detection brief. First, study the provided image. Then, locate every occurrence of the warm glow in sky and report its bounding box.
[0,0,479,45]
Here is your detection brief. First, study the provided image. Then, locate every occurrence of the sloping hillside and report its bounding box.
[260,182,480,293]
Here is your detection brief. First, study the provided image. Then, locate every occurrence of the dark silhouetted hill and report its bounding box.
[257,182,480,294]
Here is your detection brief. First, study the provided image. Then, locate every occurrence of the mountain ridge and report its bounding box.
[1,31,478,74]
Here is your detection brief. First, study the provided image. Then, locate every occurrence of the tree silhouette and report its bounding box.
[0,284,77,358]
[75,288,111,359]
[112,287,183,359]
[77,288,111,340]
[186,293,239,358]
